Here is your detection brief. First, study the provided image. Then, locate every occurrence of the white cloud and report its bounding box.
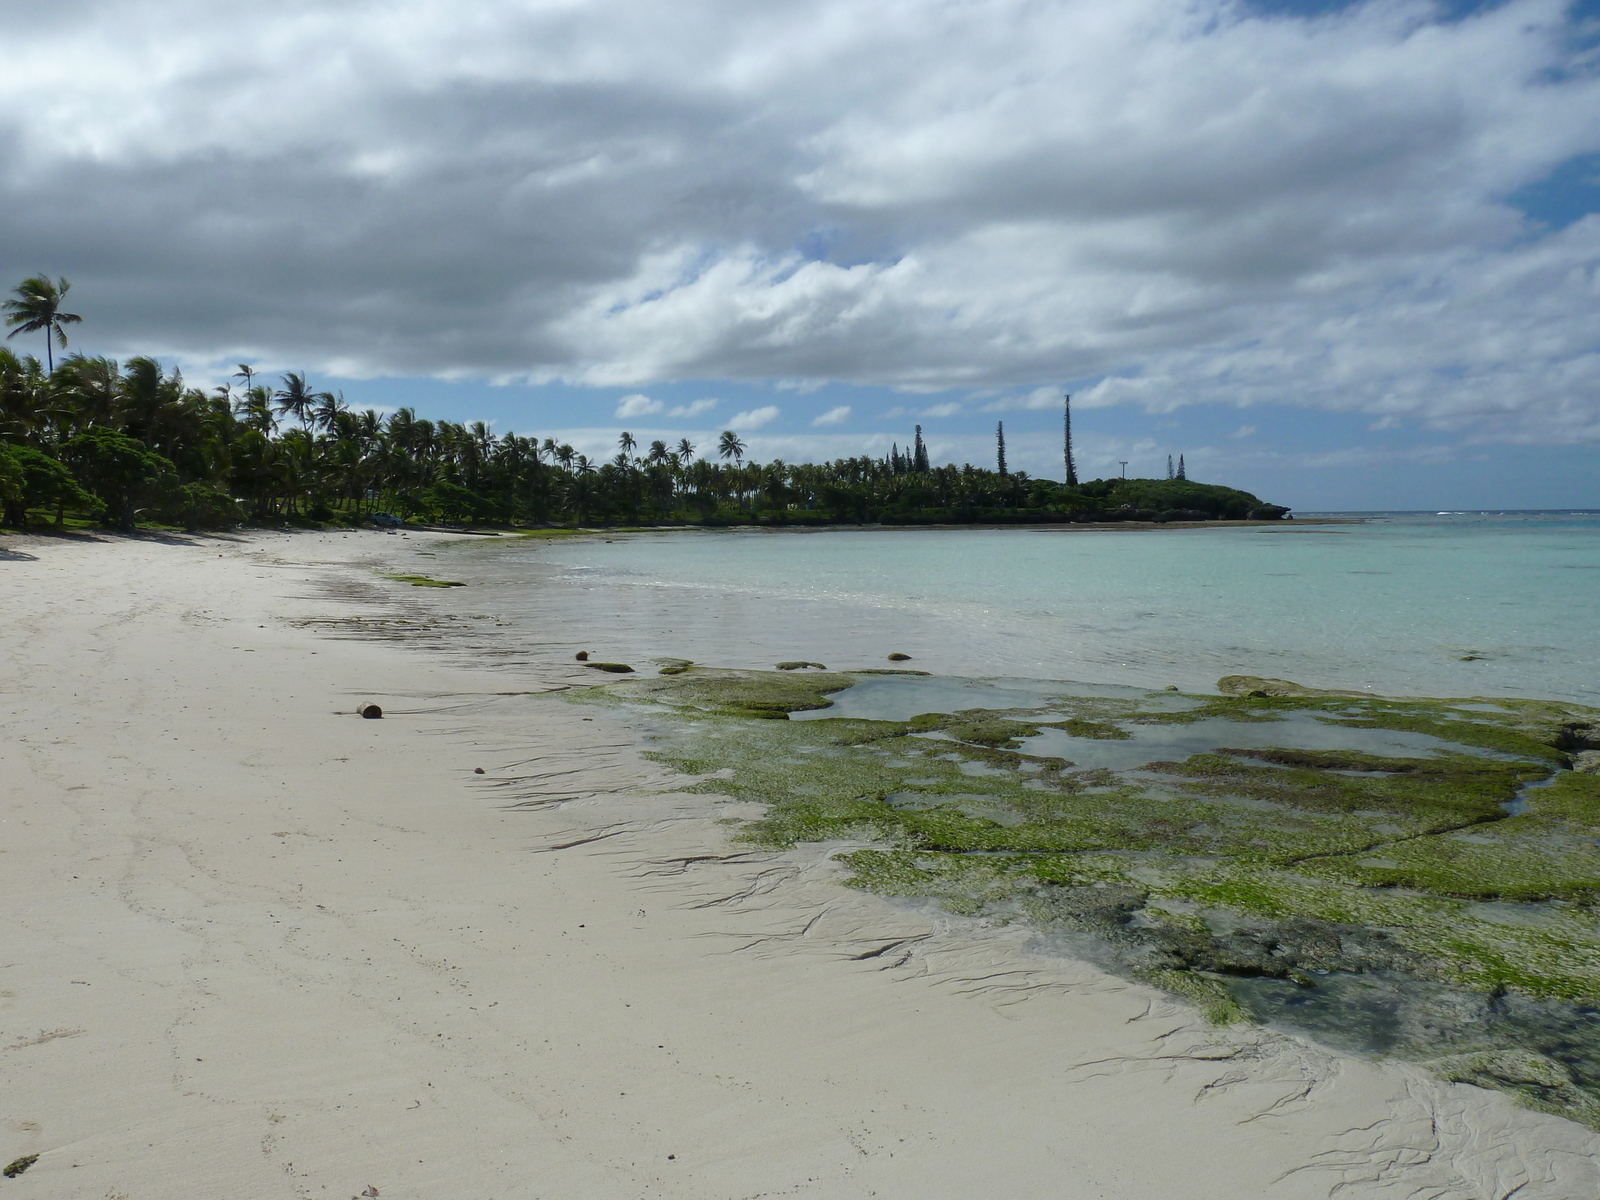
[729,404,780,430]
[1231,424,1256,439]
[813,405,851,426]
[667,397,718,417]
[2,0,1598,444]
[919,402,961,418]
[614,393,663,418]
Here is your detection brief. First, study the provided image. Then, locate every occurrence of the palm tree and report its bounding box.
[677,437,695,462]
[312,389,347,433]
[717,430,745,466]
[273,372,326,432]
[618,430,637,461]
[3,275,82,374]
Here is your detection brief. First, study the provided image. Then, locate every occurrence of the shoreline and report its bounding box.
[3,529,1597,1198]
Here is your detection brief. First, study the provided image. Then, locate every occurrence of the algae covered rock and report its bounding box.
[1216,675,1359,699]
[775,661,828,671]
[605,665,855,717]
[1429,1049,1600,1117]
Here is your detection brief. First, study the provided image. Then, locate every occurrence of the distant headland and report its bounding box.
[2,276,1288,533]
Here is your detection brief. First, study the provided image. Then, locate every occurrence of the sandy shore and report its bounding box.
[2,529,1595,1199]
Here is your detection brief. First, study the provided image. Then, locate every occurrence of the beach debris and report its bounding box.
[3,1155,38,1178]
[575,651,589,661]
[361,1187,380,1198]
[775,661,828,671]
[357,703,383,719]
[585,662,635,673]
[887,652,912,661]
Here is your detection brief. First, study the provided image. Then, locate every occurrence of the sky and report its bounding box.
[2,0,1598,510]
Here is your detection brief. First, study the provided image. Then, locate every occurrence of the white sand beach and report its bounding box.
[2,530,1596,1199]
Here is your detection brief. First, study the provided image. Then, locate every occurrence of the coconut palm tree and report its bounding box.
[676,437,695,462]
[3,275,82,374]
[618,430,636,461]
[717,430,745,466]
[273,372,328,432]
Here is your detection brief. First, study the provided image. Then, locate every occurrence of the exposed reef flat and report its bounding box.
[591,665,1600,1127]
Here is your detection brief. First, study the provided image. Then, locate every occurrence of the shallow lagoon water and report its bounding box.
[433,513,1600,1117]
[454,511,1600,702]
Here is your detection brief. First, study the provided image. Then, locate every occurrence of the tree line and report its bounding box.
[0,276,1287,531]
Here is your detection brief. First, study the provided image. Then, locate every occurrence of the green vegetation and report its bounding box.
[0,276,1289,533]
[577,667,1600,1125]
[384,573,466,588]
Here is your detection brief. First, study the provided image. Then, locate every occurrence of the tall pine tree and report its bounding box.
[996,422,1008,477]
[1062,394,1077,486]
[1176,454,1186,480]
[913,425,929,472]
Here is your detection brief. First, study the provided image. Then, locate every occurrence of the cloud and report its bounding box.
[813,405,851,426]
[614,393,663,418]
[667,397,718,417]
[919,402,961,418]
[2,0,1598,444]
[1231,424,1256,439]
[729,404,780,430]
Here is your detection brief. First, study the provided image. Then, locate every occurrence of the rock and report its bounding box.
[358,703,383,719]
[575,650,589,661]
[1249,504,1292,520]
[1216,675,1360,698]
[1574,751,1600,775]
[474,767,485,774]
[1428,1049,1599,1113]
[887,652,912,662]
[775,661,828,671]
[585,662,634,673]
[1561,723,1600,751]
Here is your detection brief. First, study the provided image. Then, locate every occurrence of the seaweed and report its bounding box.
[573,669,1600,1126]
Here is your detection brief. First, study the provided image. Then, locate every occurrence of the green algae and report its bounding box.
[578,668,1600,1126]
[385,573,467,587]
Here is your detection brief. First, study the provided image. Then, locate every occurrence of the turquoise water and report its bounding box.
[454,512,1600,702]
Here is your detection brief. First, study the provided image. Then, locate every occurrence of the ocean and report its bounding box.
[444,511,1600,704]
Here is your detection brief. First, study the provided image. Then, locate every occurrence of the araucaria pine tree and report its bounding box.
[1062,394,1077,486]
[1167,454,1174,480]
[913,425,929,473]
[996,422,1008,477]
[1176,454,1187,480]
